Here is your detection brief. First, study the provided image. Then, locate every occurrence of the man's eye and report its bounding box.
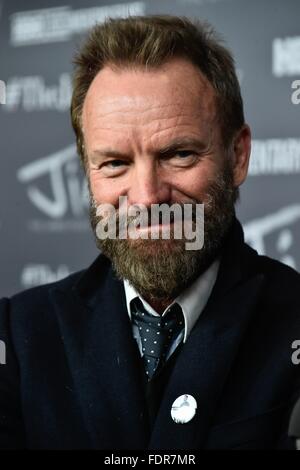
[166,150,198,165]
[174,150,194,159]
[104,160,126,168]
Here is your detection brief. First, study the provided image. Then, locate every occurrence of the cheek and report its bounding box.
[88,171,121,205]
[176,166,216,200]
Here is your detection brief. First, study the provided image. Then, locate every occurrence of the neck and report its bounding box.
[143,297,174,315]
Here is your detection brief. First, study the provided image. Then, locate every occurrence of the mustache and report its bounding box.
[91,200,206,228]
[90,201,207,246]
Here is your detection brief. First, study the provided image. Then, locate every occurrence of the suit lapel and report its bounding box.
[50,255,149,449]
[148,272,265,449]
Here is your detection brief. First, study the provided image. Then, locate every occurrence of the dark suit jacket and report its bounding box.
[0,218,300,449]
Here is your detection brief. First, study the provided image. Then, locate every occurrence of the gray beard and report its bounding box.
[89,164,237,304]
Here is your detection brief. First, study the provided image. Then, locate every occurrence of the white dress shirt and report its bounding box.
[124,257,220,361]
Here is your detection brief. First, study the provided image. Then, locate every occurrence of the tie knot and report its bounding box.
[131,299,184,380]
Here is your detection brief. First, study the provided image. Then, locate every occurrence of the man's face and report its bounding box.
[82,58,249,304]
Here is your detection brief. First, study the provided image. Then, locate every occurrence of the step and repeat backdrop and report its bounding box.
[0,0,299,297]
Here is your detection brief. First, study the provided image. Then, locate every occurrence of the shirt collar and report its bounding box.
[123,257,220,343]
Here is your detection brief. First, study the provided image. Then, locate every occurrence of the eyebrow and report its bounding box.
[90,148,129,163]
[157,137,209,155]
[89,137,209,162]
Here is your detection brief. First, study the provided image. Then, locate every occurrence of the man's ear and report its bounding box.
[231,124,251,187]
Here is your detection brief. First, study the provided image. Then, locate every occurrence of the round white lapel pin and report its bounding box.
[171,394,197,424]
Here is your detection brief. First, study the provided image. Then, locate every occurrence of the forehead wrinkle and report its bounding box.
[85,99,206,123]
[83,58,217,113]
[83,80,216,126]
[85,100,216,131]
[85,109,219,156]
[88,111,219,158]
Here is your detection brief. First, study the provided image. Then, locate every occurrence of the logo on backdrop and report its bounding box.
[249,139,300,175]
[244,205,300,271]
[272,36,300,77]
[20,263,71,288]
[17,145,89,232]
[2,74,71,112]
[10,2,145,46]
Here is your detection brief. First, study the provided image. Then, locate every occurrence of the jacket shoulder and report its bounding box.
[12,268,85,303]
[0,268,87,322]
[244,247,300,325]
[255,251,300,291]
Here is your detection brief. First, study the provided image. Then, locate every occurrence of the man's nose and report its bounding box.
[127,161,171,207]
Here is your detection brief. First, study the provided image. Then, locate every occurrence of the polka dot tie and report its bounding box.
[131,299,184,380]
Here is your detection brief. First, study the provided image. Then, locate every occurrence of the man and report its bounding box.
[0,15,300,450]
